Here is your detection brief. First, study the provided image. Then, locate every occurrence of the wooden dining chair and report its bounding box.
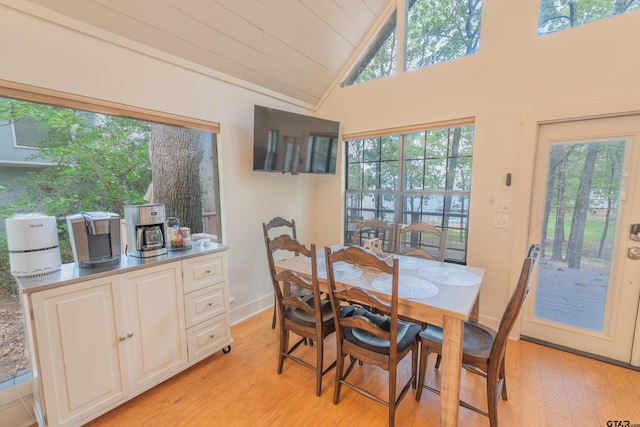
[395,222,447,262]
[325,245,421,427]
[265,234,354,396]
[415,244,541,427]
[353,218,393,252]
[262,216,307,329]
[262,216,297,240]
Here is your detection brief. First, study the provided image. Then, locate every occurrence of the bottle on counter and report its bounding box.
[167,217,179,229]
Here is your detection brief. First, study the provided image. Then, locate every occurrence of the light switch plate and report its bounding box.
[495,198,511,212]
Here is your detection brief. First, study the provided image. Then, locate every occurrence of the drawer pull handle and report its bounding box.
[207,302,214,307]
[205,269,211,274]
[209,334,215,339]
[118,336,126,342]
[127,332,134,338]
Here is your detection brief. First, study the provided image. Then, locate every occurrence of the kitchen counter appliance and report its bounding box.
[6,213,62,278]
[67,211,121,268]
[125,204,168,258]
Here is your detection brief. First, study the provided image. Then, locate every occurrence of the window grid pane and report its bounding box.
[345,123,473,263]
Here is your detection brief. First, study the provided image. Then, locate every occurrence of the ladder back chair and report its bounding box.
[395,222,447,262]
[262,217,306,329]
[353,218,393,253]
[325,245,421,427]
[415,243,541,427]
[265,234,354,396]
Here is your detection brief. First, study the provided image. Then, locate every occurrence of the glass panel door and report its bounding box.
[522,116,640,364]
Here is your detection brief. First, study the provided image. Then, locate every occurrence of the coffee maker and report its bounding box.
[125,204,168,258]
[67,212,121,268]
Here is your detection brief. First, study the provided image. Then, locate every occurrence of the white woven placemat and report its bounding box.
[417,265,481,286]
[371,275,439,299]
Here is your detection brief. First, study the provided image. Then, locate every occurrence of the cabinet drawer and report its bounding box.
[187,315,230,362]
[182,252,226,293]
[184,284,227,327]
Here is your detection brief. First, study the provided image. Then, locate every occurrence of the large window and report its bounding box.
[538,0,640,35]
[345,122,474,263]
[405,0,482,71]
[343,0,483,86]
[0,86,222,389]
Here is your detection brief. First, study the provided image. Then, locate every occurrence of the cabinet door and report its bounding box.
[124,262,187,389]
[31,276,128,427]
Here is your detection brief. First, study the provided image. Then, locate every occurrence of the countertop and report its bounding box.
[16,242,229,294]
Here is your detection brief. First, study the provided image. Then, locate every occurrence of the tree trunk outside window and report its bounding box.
[149,124,204,233]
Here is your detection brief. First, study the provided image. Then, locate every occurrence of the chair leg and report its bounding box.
[487,367,499,427]
[415,344,430,401]
[333,351,345,404]
[411,343,418,389]
[277,329,288,374]
[389,361,397,427]
[315,335,324,396]
[500,360,508,400]
[434,353,442,369]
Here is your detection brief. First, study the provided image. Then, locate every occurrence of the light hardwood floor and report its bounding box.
[83,309,640,427]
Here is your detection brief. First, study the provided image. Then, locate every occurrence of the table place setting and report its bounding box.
[417,264,482,286]
[371,274,439,299]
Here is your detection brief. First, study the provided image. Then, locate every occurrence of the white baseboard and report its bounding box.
[229,293,272,325]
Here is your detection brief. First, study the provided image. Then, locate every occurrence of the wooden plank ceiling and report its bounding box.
[10,0,391,108]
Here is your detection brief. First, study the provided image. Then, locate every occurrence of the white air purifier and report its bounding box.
[6,213,62,278]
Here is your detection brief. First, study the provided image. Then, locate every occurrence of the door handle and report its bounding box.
[627,247,640,260]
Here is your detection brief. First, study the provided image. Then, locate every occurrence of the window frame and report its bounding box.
[0,80,219,134]
[344,118,474,264]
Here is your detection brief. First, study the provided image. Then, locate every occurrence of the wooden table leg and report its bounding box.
[440,315,463,427]
[469,297,479,323]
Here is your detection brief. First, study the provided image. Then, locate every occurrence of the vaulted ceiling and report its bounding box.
[8,0,392,108]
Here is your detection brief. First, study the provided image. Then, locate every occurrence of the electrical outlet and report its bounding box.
[493,214,510,228]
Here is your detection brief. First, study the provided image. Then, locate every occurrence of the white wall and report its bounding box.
[316,0,640,324]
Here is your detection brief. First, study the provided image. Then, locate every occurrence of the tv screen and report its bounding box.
[253,105,339,174]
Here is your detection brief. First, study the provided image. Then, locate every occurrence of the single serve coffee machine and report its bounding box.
[125,204,168,258]
[67,212,122,268]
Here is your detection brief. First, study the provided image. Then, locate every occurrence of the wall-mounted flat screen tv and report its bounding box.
[253,105,339,174]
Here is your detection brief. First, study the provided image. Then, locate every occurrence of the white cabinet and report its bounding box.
[30,275,129,427]
[182,251,232,362]
[25,255,225,427]
[122,263,187,390]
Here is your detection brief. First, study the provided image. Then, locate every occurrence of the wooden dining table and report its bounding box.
[275,245,486,427]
